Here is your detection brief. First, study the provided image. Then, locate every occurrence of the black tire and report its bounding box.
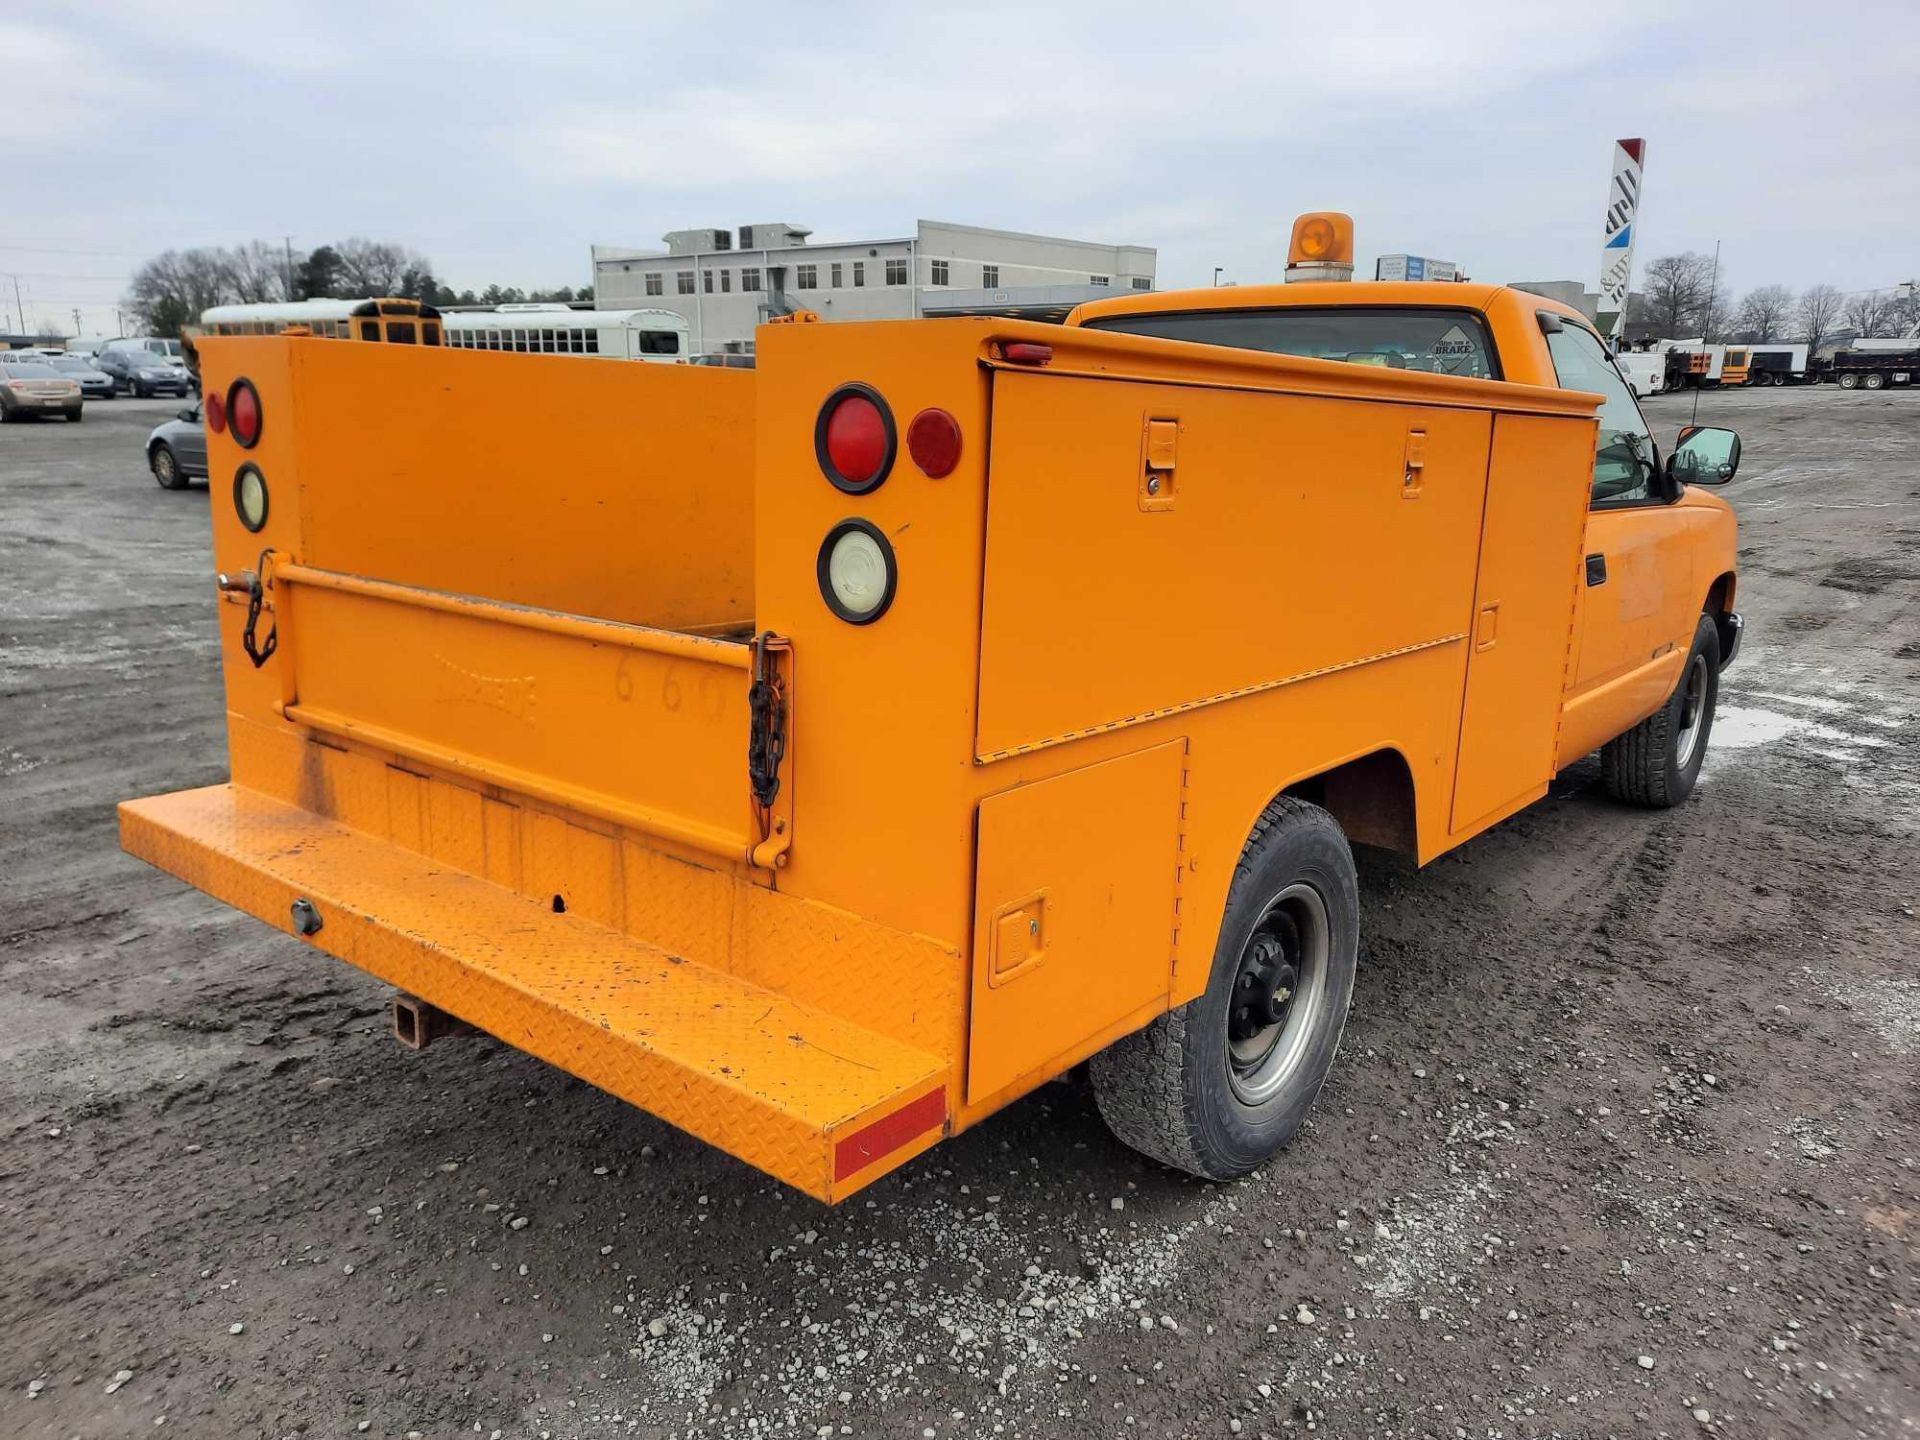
[1091,796,1359,1180]
[1602,613,1721,808]
[150,444,188,490]
[1838,373,1859,390]
[65,407,83,422]
[1863,372,1887,391]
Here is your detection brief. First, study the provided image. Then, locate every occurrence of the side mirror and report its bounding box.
[1668,426,1741,486]
[179,408,198,422]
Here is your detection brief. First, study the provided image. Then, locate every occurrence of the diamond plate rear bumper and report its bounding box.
[119,784,949,1202]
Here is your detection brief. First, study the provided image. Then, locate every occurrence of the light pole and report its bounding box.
[1213,267,1224,287]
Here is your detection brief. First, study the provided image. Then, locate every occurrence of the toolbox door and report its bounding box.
[966,741,1186,1106]
[1449,413,1591,832]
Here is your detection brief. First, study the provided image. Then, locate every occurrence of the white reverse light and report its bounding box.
[817,520,896,624]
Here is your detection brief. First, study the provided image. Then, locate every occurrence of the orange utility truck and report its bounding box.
[121,214,1744,1202]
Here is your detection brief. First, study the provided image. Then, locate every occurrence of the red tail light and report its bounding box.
[1000,342,1053,366]
[906,408,962,478]
[205,390,227,433]
[815,384,895,493]
[227,378,262,449]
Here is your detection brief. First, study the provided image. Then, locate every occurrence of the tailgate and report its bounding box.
[264,559,772,863]
[194,335,787,868]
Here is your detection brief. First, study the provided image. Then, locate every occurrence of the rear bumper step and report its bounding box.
[119,784,948,1202]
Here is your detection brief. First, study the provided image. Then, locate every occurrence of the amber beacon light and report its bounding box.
[1285,212,1356,283]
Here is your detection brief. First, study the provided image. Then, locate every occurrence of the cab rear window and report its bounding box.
[1083,306,1499,380]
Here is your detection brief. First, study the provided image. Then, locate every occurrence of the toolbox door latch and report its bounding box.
[1139,418,1179,512]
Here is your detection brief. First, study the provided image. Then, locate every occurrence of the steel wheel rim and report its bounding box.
[1226,882,1330,1105]
[154,451,175,481]
[1674,652,1710,767]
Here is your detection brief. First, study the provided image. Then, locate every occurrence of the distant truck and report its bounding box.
[1614,350,1666,397]
[1665,344,1750,389]
[1820,339,1919,390]
[1744,344,1810,386]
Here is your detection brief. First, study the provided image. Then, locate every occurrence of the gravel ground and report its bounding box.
[2,388,1915,1440]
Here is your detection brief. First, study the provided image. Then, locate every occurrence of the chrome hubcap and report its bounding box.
[1226,882,1329,1105]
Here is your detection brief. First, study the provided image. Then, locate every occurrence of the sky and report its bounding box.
[6,1,1917,338]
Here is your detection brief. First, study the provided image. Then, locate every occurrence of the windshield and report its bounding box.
[50,357,94,371]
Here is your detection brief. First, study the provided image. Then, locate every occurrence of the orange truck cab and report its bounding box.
[122,214,1744,1202]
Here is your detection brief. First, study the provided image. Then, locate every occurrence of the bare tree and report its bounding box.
[222,240,292,304]
[1640,253,1719,339]
[332,237,428,296]
[1844,289,1896,339]
[126,248,235,336]
[1890,282,1919,338]
[1796,284,1845,354]
[1733,285,1794,343]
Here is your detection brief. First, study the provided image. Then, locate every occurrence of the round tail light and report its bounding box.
[817,519,896,624]
[815,384,895,493]
[204,389,227,433]
[906,408,962,478]
[233,464,270,532]
[227,378,262,449]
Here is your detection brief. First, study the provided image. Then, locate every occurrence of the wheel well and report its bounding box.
[1704,571,1737,656]
[1281,748,1418,858]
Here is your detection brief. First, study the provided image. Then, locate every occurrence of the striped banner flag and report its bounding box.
[1596,138,1645,340]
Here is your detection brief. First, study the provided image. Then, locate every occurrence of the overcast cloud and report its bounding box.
[5,1,1916,336]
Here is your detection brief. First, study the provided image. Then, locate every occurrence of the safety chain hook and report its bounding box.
[242,548,279,669]
[747,631,788,810]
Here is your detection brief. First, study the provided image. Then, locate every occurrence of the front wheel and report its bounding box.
[65,407,83,422]
[1602,613,1721,808]
[1091,797,1358,1180]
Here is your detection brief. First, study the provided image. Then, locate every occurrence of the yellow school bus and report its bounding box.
[121,215,1744,1202]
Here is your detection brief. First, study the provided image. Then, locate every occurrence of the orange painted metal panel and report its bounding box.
[277,567,755,862]
[1449,413,1592,832]
[277,338,756,633]
[966,741,1186,1103]
[976,372,1492,760]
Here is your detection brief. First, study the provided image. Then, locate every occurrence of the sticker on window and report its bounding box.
[1431,325,1479,374]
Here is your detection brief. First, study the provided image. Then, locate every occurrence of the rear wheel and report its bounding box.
[150,444,187,490]
[1863,371,1888,391]
[1838,373,1860,390]
[1602,613,1720,808]
[1091,797,1358,1180]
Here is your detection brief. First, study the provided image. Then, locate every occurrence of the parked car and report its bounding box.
[96,347,191,398]
[0,359,83,421]
[147,404,208,489]
[44,354,116,398]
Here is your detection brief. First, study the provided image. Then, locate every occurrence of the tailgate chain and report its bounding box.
[747,631,788,809]
[242,549,279,669]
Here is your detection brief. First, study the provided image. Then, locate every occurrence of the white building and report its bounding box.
[592,220,1155,355]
